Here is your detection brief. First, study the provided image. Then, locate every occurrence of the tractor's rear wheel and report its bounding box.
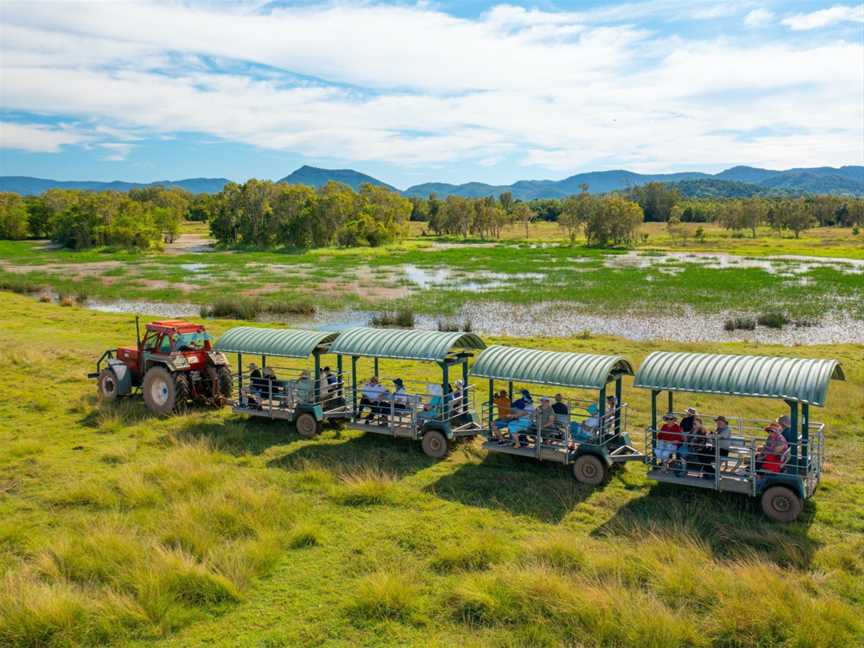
[216,365,233,399]
[296,412,320,438]
[143,366,181,416]
[97,368,119,402]
[572,454,608,486]
[174,373,191,413]
[761,486,802,523]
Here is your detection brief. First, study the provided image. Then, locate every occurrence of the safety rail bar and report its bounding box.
[232,369,352,414]
[353,382,479,428]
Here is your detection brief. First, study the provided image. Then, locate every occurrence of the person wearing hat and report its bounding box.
[511,388,533,413]
[537,397,559,438]
[246,362,265,407]
[713,416,732,460]
[295,369,313,404]
[656,413,683,470]
[756,422,789,473]
[360,375,386,422]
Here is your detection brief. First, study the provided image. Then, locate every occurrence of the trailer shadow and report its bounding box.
[426,451,601,523]
[266,431,437,479]
[590,482,819,569]
[172,416,306,456]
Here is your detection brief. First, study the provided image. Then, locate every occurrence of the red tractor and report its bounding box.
[89,319,233,416]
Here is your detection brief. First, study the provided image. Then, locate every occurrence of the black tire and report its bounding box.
[174,373,191,413]
[421,430,449,459]
[572,454,608,486]
[761,486,802,523]
[216,365,233,399]
[97,368,119,402]
[296,412,320,438]
[142,366,177,416]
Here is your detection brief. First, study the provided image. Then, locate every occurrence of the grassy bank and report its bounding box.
[0,293,862,647]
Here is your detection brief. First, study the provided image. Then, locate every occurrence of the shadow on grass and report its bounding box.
[591,481,819,569]
[266,430,437,479]
[173,415,302,456]
[426,451,597,523]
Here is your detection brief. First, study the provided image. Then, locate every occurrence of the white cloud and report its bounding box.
[0,1,861,176]
[98,142,134,161]
[744,8,774,27]
[782,5,864,31]
[0,121,90,153]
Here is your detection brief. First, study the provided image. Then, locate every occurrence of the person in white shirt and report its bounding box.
[360,376,387,422]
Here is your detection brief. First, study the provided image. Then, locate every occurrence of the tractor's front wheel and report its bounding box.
[97,368,119,402]
[143,366,182,416]
[295,412,320,438]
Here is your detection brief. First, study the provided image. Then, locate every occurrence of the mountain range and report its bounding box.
[2,164,862,198]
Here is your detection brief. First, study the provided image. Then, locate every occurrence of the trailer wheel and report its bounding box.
[421,430,449,459]
[216,365,233,399]
[97,368,119,402]
[572,454,608,486]
[296,412,320,438]
[761,486,802,523]
[143,366,178,416]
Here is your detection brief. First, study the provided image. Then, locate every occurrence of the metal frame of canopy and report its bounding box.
[327,327,487,458]
[471,345,641,485]
[633,351,845,522]
[214,326,350,437]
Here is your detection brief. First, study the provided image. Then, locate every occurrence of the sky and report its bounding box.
[0,0,862,190]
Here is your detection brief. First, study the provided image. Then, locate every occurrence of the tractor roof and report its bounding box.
[147,320,206,334]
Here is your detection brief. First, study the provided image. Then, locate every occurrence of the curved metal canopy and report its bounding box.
[633,351,844,407]
[471,345,634,389]
[214,326,338,358]
[328,327,485,361]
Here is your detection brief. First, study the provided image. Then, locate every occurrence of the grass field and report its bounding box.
[1,223,862,323]
[0,293,862,647]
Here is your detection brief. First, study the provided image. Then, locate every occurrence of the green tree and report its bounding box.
[628,182,680,222]
[0,193,29,239]
[584,195,643,247]
[559,188,594,244]
[512,201,534,239]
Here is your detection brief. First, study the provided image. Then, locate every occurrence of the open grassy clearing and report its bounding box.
[1,223,862,323]
[0,293,862,647]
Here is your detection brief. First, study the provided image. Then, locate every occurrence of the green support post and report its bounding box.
[614,377,622,435]
[237,353,243,393]
[651,390,658,460]
[598,385,606,435]
[351,356,358,417]
[261,355,266,369]
[488,378,494,432]
[313,351,321,403]
[336,354,343,398]
[442,363,449,420]
[801,402,810,470]
[789,400,799,471]
[508,380,513,401]
[667,391,673,416]
[374,357,379,377]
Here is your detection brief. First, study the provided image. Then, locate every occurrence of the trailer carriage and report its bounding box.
[634,351,845,522]
[471,345,644,485]
[214,326,352,437]
[328,327,487,458]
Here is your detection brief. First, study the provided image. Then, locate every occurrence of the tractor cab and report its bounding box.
[136,321,214,373]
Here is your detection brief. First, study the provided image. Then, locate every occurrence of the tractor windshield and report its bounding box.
[174,331,210,351]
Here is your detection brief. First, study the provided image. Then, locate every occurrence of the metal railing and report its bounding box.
[644,417,825,493]
[233,369,352,416]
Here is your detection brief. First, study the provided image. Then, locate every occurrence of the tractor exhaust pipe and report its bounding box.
[135,315,141,349]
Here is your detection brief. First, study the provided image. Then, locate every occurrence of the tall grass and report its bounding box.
[370,308,416,328]
[200,297,316,320]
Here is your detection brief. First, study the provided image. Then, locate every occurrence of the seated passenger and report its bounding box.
[359,376,385,421]
[684,417,714,476]
[714,416,732,460]
[756,422,789,473]
[777,414,796,445]
[552,393,570,429]
[605,395,618,432]
[295,369,313,403]
[247,362,265,406]
[511,389,533,414]
[582,403,600,434]
[380,378,408,426]
[656,413,683,471]
[537,397,562,438]
[492,390,511,442]
[420,384,444,421]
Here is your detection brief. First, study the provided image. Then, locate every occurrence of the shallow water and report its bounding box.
[403,264,548,291]
[607,251,864,275]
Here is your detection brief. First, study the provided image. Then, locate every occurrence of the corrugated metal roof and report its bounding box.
[471,345,634,389]
[328,327,486,361]
[214,326,338,358]
[633,351,844,406]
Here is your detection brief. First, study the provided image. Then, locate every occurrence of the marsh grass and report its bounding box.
[0,294,862,647]
[370,308,416,328]
[200,297,316,320]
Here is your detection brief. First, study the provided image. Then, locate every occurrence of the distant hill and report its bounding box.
[405,166,864,199]
[0,176,229,195]
[277,165,397,192]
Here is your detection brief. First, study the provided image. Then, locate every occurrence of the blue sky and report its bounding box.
[1,0,862,189]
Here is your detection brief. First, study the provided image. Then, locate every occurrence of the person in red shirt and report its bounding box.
[657,414,683,471]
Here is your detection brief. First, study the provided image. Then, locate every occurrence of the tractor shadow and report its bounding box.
[266,430,437,479]
[591,482,819,569]
[426,450,603,523]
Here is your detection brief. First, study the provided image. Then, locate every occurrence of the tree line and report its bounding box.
[1,178,861,250]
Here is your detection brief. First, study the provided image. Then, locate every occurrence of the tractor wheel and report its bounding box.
[97,368,119,402]
[216,365,233,399]
[421,430,450,459]
[174,373,191,413]
[143,366,180,416]
[761,486,802,523]
[295,412,320,438]
[572,454,608,486]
